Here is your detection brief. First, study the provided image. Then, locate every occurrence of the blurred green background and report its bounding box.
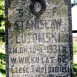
[0,0,77,77]
[0,0,6,77]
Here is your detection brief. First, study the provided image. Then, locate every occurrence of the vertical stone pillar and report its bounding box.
[6,0,73,77]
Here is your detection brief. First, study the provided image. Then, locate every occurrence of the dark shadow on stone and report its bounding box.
[64,0,71,5]
[7,0,14,7]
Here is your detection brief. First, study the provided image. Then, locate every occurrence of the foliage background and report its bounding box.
[0,0,77,77]
[0,0,6,77]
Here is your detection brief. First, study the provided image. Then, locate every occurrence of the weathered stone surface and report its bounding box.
[6,0,73,77]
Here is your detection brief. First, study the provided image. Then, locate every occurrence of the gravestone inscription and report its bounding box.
[6,0,73,77]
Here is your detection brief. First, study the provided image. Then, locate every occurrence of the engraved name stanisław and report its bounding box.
[8,0,71,77]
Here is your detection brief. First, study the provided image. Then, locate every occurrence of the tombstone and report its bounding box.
[5,0,73,77]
